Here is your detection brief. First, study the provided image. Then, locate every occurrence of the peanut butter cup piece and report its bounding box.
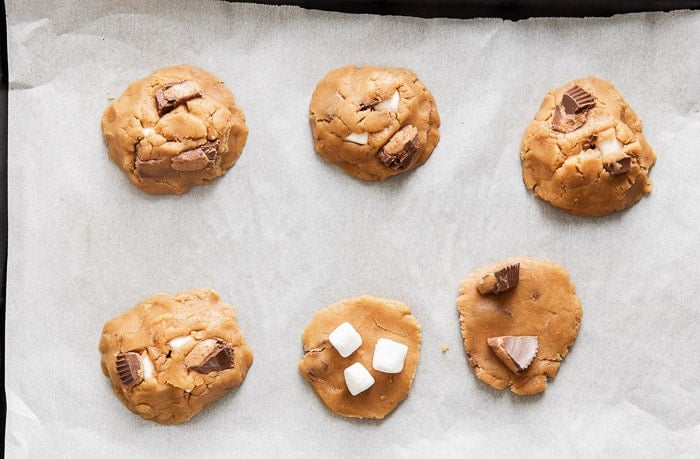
[184,339,235,374]
[477,263,520,295]
[604,155,632,176]
[377,125,420,170]
[115,352,143,387]
[487,336,538,374]
[561,85,595,115]
[155,80,202,116]
[171,141,219,172]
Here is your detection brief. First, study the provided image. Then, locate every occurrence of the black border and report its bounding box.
[238,0,700,19]
[1,0,8,443]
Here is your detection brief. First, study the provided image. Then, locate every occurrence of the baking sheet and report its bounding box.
[5,1,700,456]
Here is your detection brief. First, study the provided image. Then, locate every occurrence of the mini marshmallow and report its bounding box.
[598,137,623,156]
[168,335,194,350]
[344,132,369,145]
[374,90,400,111]
[344,362,375,396]
[329,322,362,358]
[141,353,155,380]
[372,338,408,374]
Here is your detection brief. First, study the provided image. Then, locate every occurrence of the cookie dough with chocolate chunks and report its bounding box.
[457,258,582,395]
[521,76,656,216]
[298,295,422,419]
[309,65,440,181]
[102,65,248,194]
[99,288,254,424]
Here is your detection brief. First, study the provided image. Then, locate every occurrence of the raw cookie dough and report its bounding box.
[298,295,421,418]
[102,65,248,195]
[521,76,656,216]
[457,258,582,395]
[99,288,254,424]
[309,65,440,181]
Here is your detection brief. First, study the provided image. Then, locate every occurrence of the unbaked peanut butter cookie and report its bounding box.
[99,288,253,424]
[521,76,656,216]
[457,258,582,395]
[298,295,421,419]
[309,65,440,181]
[102,65,248,194]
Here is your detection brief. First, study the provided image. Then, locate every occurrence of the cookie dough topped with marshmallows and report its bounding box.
[309,65,440,181]
[101,65,248,195]
[298,295,421,419]
[521,76,656,216]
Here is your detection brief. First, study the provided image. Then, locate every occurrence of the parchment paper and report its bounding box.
[5,1,700,456]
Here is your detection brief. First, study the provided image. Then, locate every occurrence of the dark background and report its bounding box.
[1,0,699,445]
[239,0,700,19]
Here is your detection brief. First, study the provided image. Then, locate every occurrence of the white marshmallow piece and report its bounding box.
[344,362,375,396]
[344,132,369,145]
[329,322,362,358]
[372,338,408,374]
[141,353,155,380]
[168,335,194,350]
[374,90,400,111]
[598,137,623,156]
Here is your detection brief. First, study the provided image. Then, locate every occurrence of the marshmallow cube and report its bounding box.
[372,338,408,373]
[168,335,194,350]
[374,90,400,111]
[344,362,375,396]
[344,132,369,145]
[329,322,362,358]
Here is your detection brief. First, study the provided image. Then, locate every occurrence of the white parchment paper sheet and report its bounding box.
[5,1,700,456]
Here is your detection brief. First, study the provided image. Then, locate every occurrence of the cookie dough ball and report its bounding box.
[521,77,656,216]
[457,258,582,395]
[99,288,254,424]
[298,295,421,419]
[102,65,248,195]
[309,65,440,181]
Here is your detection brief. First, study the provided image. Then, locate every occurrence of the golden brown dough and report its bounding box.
[309,65,440,181]
[99,288,253,424]
[101,65,248,195]
[457,258,582,395]
[298,295,421,419]
[521,76,655,216]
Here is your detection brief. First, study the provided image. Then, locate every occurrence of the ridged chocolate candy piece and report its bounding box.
[377,125,419,170]
[171,140,219,172]
[604,155,632,176]
[477,263,520,295]
[552,105,587,133]
[487,336,538,374]
[186,339,235,374]
[155,80,202,116]
[115,352,143,387]
[561,85,595,115]
[135,157,169,178]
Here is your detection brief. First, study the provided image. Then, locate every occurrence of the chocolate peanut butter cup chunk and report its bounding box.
[457,258,582,395]
[521,76,656,216]
[308,65,440,181]
[99,288,253,424]
[298,295,422,419]
[101,65,248,195]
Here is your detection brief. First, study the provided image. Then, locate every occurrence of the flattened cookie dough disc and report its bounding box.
[101,65,248,195]
[298,295,422,419]
[521,76,656,216]
[309,65,440,181]
[457,258,582,395]
[99,288,254,424]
